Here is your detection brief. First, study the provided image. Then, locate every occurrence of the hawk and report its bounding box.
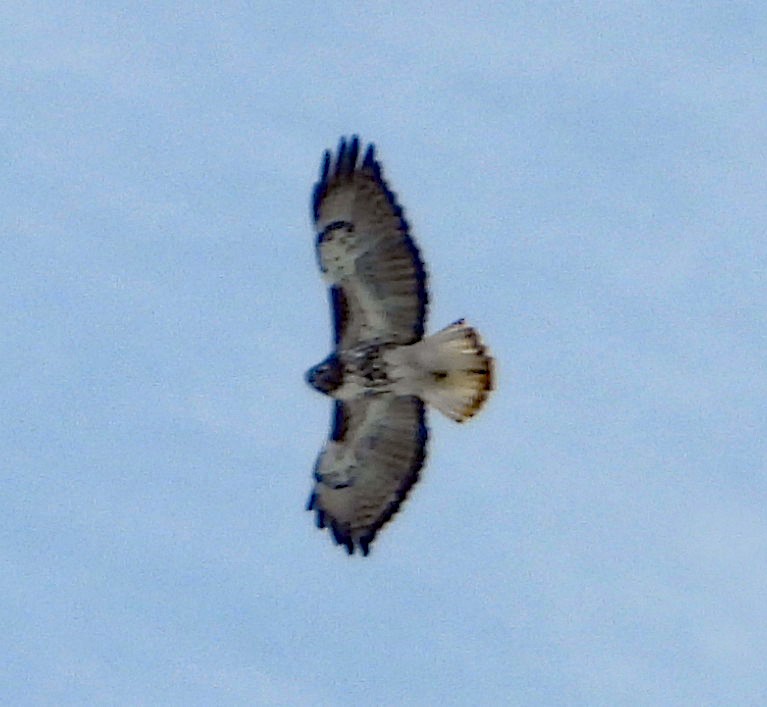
[305,136,494,555]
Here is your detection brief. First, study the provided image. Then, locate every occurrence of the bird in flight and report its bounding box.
[305,136,493,555]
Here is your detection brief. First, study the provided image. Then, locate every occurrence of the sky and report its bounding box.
[2,2,767,705]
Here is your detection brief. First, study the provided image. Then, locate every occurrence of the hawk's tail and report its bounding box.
[418,320,493,422]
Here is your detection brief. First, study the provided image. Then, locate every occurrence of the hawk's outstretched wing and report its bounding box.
[307,394,428,555]
[312,136,428,349]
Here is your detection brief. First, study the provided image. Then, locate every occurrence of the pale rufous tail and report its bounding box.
[417,319,494,422]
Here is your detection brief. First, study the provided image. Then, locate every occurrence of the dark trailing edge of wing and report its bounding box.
[354,398,428,555]
[359,142,428,339]
[306,397,428,557]
[400,234,427,340]
[354,398,429,556]
[312,135,428,342]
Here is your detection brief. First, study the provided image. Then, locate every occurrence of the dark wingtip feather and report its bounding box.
[306,493,323,528]
[334,137,347,177]
[311,150,331,222]
[312,136,367,222]
[362,143,376,168]
[331,520,355,554]
[345,135,360,174]
[359,536,371,556]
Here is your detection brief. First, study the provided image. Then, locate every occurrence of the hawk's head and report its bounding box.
[305,354,343,395]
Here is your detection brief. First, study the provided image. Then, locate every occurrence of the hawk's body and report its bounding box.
[306,137,493,555]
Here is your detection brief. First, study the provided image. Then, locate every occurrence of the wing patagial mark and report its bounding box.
[321,220,355,236]
[315,221,356,274]
[330,401,348,442]
[329,286,349,346]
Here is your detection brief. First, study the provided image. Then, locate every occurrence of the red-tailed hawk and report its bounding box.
[305,136,494,555]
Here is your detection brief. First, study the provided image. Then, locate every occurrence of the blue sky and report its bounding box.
[3,3,767,704]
